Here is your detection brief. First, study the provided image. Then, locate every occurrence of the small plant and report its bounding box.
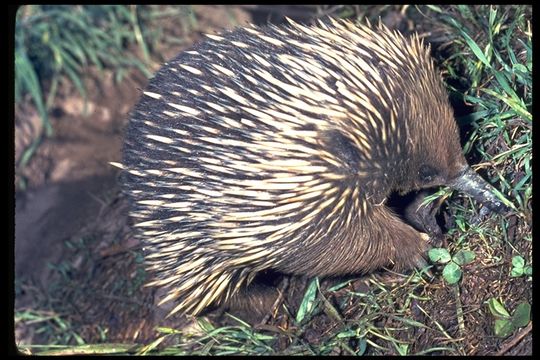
[510,255,532,277]
[487,298,530,338]
[428,248,476,284]
[296,278,320,324]
[15,6,153,139]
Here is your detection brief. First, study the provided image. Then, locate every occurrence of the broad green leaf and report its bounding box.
[296,278,319,323]
[494,319,514,338]
[442,262,462,284]
[512,256,525,268]
[511,302,531,328]
[510,267,524,277]
[487,298,511,318]
[452,250,476,266]
[428,248,452,264]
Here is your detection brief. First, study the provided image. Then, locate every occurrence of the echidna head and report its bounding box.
[408,114,466,191]
[390,62,507,213]
[401,99,507,213]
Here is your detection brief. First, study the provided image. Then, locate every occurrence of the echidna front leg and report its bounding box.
[354,205,432,274]
[276,204,431,277]
[218,207,431,321]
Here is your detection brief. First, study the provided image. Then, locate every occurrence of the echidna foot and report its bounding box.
[404,191,445,247]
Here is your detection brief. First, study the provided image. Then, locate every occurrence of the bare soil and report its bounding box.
[14,4,252,345]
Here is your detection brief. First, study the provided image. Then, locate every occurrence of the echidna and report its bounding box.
[119,18,508,316]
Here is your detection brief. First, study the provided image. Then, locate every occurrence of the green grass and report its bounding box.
[15,309,87,352]
[14,5,196,176]
[435,5,532,213]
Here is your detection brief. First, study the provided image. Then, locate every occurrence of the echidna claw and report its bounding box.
[428,233,445,248]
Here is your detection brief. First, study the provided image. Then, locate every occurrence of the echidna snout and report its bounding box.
[448,167,509,213]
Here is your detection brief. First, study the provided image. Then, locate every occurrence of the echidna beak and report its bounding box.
[448,167,510,214]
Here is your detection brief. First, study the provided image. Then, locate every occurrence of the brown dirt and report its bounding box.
[14,4,253,346]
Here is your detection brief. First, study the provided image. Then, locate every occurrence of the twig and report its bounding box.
[99,238,142,257]
[453,285,465,337]
[259,277,289,325]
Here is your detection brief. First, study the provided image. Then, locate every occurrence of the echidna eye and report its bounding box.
[325,130,363,171]
[419,164,437,183]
